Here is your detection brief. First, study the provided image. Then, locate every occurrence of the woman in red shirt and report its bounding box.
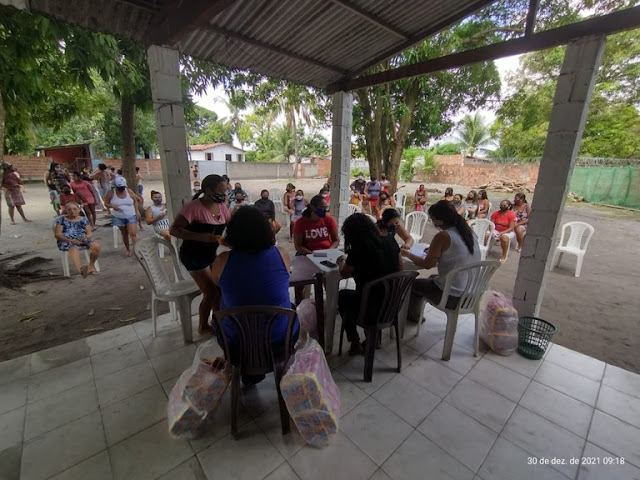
[71,172,98,229]
[489,200,517,263]
[293,195,339,255]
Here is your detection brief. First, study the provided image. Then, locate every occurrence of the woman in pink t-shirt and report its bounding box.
[490,199,517,263]
[71,172,97,229]
[170,174,230,334]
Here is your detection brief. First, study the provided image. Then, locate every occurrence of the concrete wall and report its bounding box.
[192,160,316,179]
[419,162,540,188]
[5,155,53,182]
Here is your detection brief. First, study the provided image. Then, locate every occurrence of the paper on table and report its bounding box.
[409,245,427,258]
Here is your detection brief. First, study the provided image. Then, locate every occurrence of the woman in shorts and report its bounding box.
[170,174,230,335]
[104,177,141,257]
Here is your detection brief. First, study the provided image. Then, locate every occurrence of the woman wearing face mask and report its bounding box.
[253,189,281,234]
[44,162,71,192]
[477,190,490,218]
[490,199,517,263]
[377,208,414,250]
[104,177,142,256]
[145,190,170,241]
[414,184,427,211]
[289,189,308,240]
[377,191,396,219]
[462,190,479,223]
[441,187,454,202]
[512,192,531,253]
[293,194,339,255]
[170,174,230,335]
[71,171,98,229]
[402,200,480,323]
[452,194,466,217]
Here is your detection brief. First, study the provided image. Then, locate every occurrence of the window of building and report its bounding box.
[237,154,243,162]
[206,153,212,161]
[225,154,232,162]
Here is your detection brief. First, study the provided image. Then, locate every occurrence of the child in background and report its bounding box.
[59,185,87,212]
[48,184,61,216]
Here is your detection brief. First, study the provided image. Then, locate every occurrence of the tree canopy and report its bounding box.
[493,0,640,159]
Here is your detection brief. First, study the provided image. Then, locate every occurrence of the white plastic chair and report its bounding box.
[415,261,501,360]
[405,211,429,242]
[271,190,284,216]
[61,250,100,277]
[394,192,407,219]
[348,204,360,216]
[472,219,494,261]
[134,237,200,341]
[550,221,594,277]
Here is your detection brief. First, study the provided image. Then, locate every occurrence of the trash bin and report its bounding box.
[517,316,557,360]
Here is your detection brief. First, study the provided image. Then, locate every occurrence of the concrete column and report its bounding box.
[329,91,353,228]
[512,35,606,317]
[147,45,192,221]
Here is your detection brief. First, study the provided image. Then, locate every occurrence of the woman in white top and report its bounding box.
[402,200,480,323]
[145,190,170,241]
[104,176,141,256]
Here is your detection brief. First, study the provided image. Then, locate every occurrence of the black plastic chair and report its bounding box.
[338,271,419,382]
[211,305,297,440]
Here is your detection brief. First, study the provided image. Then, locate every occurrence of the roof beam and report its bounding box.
[525,0,540,36]
[330,0,409,40]
[344,0,497,80]
[202,25,350,75]
[327,5,640,93]
[148,0,237,46]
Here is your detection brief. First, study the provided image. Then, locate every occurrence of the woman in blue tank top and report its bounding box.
[212,206,299,384]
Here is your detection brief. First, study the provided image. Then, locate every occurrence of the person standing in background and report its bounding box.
[2,164,31,224]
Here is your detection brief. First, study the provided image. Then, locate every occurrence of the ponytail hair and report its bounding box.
[428,200,475,255]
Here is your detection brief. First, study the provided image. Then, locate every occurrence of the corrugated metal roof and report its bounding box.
[21,0,498,89]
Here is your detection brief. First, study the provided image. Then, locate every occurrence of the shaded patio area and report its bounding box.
[2,306,639,480]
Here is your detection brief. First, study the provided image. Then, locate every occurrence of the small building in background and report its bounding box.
[35,142,95,172]
[188,143,245,162]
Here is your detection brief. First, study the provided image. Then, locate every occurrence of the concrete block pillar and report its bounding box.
[513,35,606,317]
[147,45,192,221]
[329,91,353,229]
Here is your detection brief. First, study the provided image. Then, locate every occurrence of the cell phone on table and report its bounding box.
[320,260,337,268]
[313,252,328,257]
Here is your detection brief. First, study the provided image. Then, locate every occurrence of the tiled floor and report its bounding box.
[1,307,640,480]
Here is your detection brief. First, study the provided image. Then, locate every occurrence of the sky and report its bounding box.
[193,54,523,148]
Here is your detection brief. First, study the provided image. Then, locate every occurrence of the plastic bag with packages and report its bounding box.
[167,340,230,439]
[296,298,317,340]
[479,290,519,356]
[280,337,340,447]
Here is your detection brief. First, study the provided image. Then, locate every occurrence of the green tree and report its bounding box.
[300,131,329,158]
[454,112,493,157]
[186,105,233,145]
[494,0,640,159]
[433,142,462,155]
[354,20,501,192]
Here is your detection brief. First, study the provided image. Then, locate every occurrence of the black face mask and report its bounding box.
[261,196,269,201]
[116,187,126,192]
[387,224,397,235]
[500,206,509,212]
[210,193,226,203]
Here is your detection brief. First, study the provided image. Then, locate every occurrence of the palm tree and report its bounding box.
[215,92,246,149]
[454,112,493,157]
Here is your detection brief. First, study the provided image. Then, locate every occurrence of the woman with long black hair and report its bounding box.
[402,200,481,323]
[336,214,402,355]
[170,174,230,335]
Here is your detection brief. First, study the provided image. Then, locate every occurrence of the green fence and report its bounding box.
[570,166,640,209]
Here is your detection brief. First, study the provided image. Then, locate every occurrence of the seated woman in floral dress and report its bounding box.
[54,202,101,277]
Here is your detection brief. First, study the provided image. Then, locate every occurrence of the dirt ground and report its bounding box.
[1,178,639,374]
